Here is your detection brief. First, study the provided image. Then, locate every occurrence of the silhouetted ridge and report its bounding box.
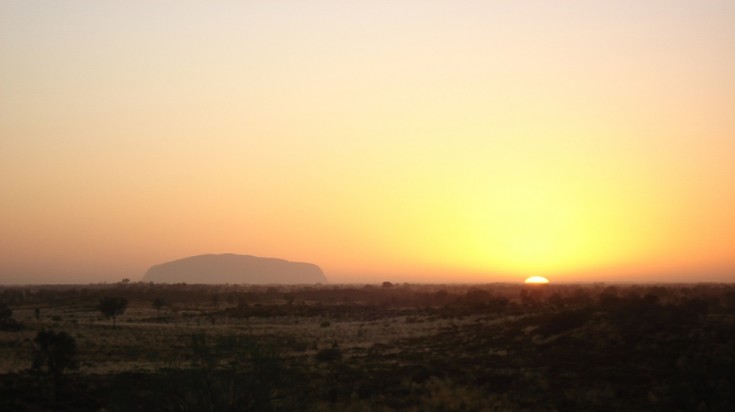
[142,254,327,284]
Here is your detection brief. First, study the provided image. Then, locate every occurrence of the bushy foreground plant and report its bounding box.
[32,329,78,399]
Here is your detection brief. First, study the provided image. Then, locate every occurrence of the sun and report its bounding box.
[524,276,550,284]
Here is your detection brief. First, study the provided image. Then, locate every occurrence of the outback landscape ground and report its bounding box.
[1,282,733,411]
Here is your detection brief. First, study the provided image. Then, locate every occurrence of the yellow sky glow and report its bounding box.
[1,1,734,284]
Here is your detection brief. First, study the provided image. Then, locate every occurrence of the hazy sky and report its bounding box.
[2,1,734,284]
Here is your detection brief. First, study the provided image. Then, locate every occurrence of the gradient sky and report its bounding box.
[1,1,734,284]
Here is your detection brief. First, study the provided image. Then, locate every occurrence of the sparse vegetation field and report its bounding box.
[1,282,733,411]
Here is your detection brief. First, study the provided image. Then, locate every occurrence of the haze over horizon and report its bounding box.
[2,1,734,285]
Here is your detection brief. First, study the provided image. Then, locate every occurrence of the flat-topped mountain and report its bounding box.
[142,254,327,284]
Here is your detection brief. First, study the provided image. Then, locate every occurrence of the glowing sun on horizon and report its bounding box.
[524,276,550,284]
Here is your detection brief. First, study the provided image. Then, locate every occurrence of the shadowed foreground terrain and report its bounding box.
[1,282,733,411]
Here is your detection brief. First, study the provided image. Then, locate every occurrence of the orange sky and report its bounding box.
[1,1,734,284]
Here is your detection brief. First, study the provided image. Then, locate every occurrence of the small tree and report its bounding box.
[98,297,128,327]
[0,302,11,322]
[152,298,166,316]
[32,329,78,398]
[0,302,22,331]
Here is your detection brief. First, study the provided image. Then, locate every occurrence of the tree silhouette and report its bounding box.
[32,329,78,399]
[152,298,166,317]
[0,302,22,331]
[98,297,128,327]
[0,302,11,321]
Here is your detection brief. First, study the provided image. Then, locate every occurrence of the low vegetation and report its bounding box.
[0,282,733,411]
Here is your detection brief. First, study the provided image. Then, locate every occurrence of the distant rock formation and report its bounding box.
[142,254,327,284]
